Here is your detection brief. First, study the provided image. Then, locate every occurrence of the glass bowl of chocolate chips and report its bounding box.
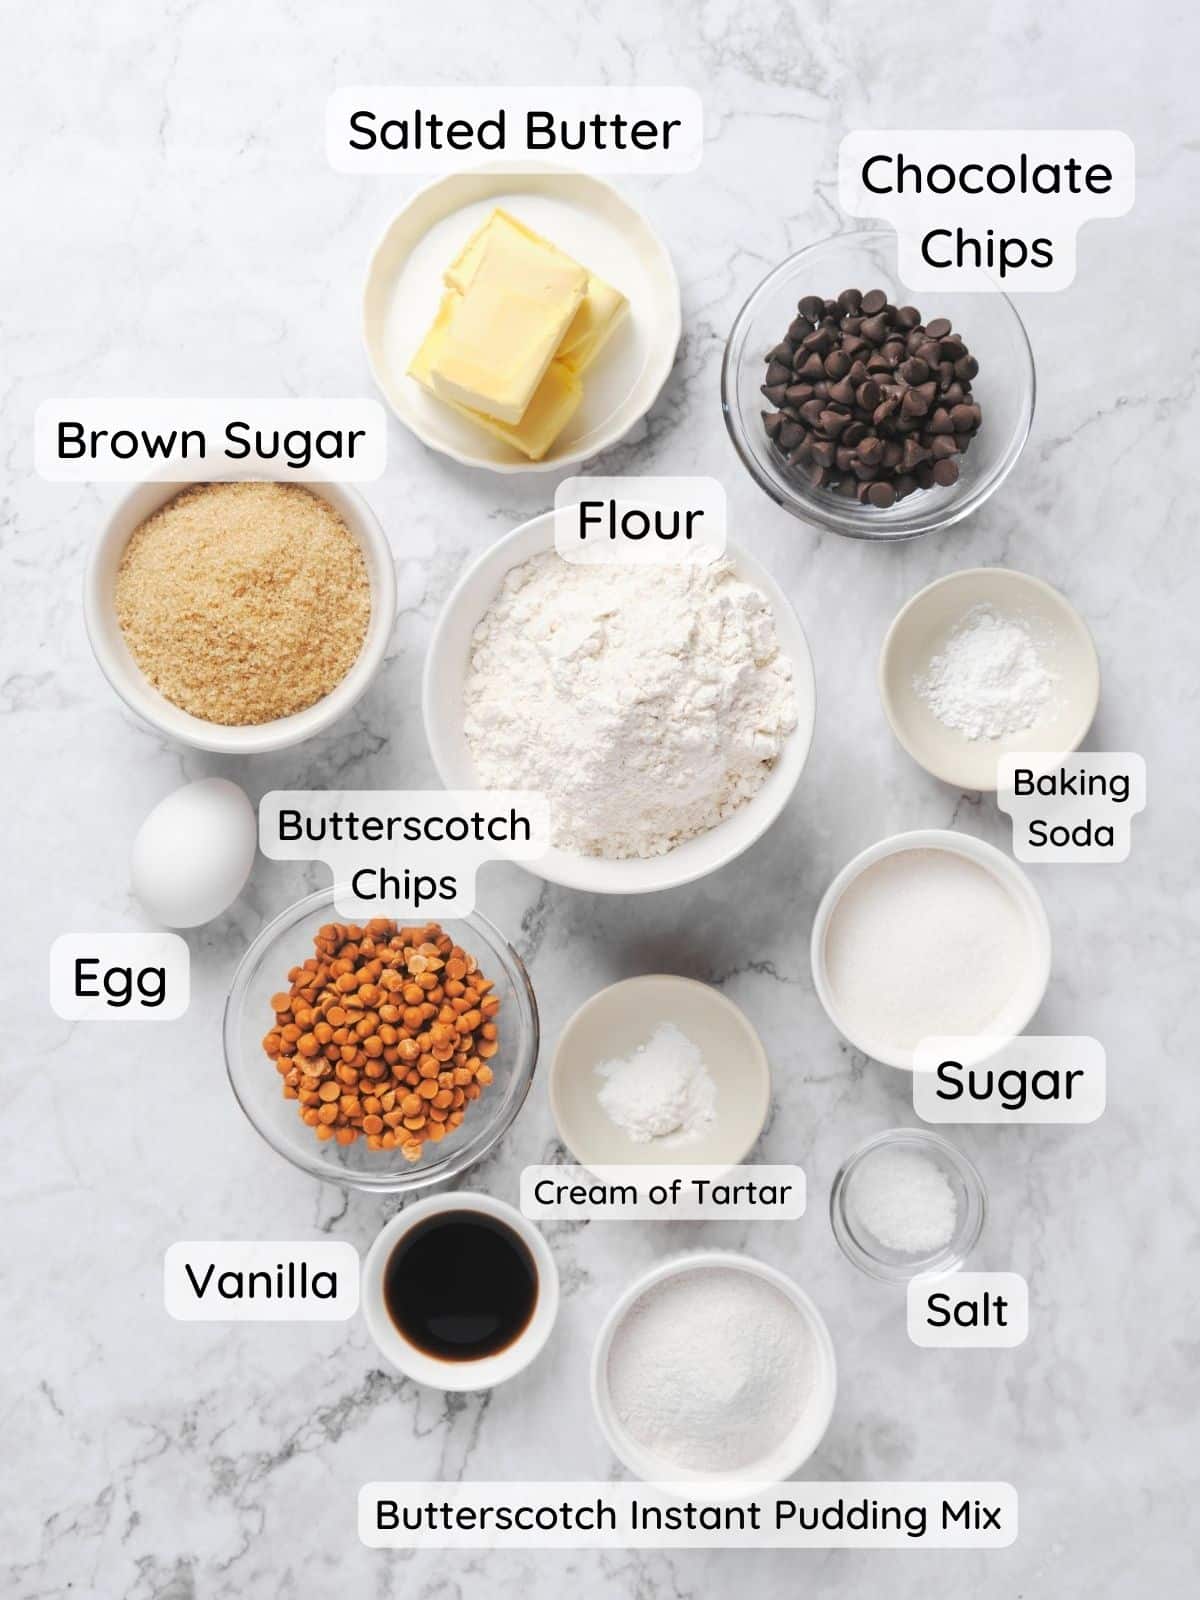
[721,229,1035,540]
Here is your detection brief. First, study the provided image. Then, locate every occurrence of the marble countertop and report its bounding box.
[3,2,1196,1595]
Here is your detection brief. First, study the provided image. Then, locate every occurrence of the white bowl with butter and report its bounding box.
[362,164,680,473]
[422,511,816,894]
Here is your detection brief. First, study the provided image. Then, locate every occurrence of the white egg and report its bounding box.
[132,777,257,928]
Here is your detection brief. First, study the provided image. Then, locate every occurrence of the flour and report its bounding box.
[915,603,1055,740]
[595,1022,716,1145]
[606,1267,816,1474]
[463,554,798,858]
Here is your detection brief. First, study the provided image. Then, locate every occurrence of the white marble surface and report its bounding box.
[2,2,1196,1595]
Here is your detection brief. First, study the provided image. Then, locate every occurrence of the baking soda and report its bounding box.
[915,603,1054,741]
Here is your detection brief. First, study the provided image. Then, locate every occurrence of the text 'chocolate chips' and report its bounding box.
[759,288,983,505]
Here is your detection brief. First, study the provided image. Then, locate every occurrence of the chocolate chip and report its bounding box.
[857,435,883,465]
[860,312,889,344]
[857,380,882,410]
[761,288,981,502]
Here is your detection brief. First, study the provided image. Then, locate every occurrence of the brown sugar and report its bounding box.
[114,481,371,725]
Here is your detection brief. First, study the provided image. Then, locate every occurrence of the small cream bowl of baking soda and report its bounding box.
[879,566,1100,791]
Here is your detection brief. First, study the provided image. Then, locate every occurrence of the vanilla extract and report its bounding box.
[384,1211,538,1362]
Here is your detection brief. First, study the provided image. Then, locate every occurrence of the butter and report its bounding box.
[409,293,582,460]
[445,209,627,376]
[428,225,586,424]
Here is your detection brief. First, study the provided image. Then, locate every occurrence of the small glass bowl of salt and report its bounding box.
[830,1128,986,1283]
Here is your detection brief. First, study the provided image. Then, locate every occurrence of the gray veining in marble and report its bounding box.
[2,1,1197,1595]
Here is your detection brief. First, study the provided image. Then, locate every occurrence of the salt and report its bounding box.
[595,1022,717,1145]
[850,1148,958,1255]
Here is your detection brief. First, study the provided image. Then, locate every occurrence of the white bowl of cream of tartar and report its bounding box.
[810,828,1052,1072]
[590,1250,838,1497]
[421,510,816,895]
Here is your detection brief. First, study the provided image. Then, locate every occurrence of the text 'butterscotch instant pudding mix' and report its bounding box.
[263,919,500,1163]
[115,481,370,724]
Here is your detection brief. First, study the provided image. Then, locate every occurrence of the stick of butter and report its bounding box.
[409,293,582,461]
[445,209,627,376]
[428,225,586,424]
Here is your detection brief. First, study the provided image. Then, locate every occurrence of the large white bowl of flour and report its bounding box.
[423,511,816,893]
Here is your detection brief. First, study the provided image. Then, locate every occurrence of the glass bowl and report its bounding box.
[223,887,539,1192]
[721,229,1035,541]
[829,1128,986,1283]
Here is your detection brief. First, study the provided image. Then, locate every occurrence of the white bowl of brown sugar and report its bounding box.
[85,474,396,753]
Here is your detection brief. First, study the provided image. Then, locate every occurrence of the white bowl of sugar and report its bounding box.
[811,829,1051,1072]
[591,1252,837,1494]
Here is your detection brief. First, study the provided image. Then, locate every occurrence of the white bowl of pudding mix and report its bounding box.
[811,829,1051,1071]
[422,511,816,895]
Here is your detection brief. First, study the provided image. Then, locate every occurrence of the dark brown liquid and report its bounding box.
[383,1211,538,1361]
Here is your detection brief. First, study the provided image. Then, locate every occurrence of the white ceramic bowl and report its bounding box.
[550,975,771,1169]
[361,1192,559,1391]
[362,163,680,473]
[421,511,816,894]
[84,471,397,754]
[810,829,1051,1071]
[879,567,1101,790]
[591,1251,837,1493]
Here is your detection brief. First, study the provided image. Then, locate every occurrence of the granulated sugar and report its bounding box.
[824,848,1029,1054]
[606,1266,815,1475]
[115,482,370,725]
